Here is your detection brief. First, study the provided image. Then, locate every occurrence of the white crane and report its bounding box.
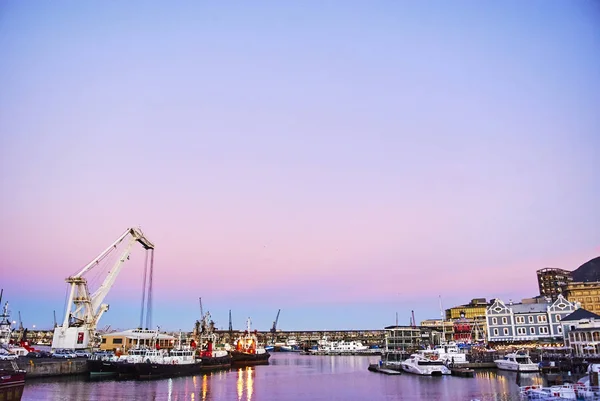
[51,227,154,350]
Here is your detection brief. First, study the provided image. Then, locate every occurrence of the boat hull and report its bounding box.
[135,361,203,379]
[495,360,539,372]
[0,369,26,401]
[231,350,271,366]
[87,359,119,376]
[200,355,232,371]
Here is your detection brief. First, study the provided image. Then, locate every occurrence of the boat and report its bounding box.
[0,294,36,357]
[87,351,119,377]
[399,352,451,376]
[192,310,231,371]
[309,336,369,355]
[494,350,539,372]
[433,342,468,364]
[135,347,201,379]
[230,318,270,366]
[280,338,301,352]
[0,362,26,401]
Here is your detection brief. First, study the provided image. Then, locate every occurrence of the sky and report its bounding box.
[0,1,599,332]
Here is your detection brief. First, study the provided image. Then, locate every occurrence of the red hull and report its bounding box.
[0,369,26,401]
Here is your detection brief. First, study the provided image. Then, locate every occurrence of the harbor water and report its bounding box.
[23,353,543,401]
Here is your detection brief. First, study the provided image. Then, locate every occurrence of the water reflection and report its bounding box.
[24,354,538,401]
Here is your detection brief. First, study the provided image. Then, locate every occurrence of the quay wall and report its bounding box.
[0,358,88,378]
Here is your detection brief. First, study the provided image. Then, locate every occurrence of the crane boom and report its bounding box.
[52,227,154,351]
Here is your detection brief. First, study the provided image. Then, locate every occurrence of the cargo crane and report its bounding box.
[270,309,281,343]
[52,227,154,350]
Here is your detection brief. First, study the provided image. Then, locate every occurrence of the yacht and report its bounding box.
[400,353,451,376]
[494,351,539,372]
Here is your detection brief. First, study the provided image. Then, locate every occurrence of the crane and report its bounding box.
[52,227,154,350]
[270,309,281,343]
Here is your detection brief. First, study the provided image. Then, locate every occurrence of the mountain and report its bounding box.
[571,256,600,283]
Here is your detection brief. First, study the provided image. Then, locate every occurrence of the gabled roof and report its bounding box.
[561,308,600,322]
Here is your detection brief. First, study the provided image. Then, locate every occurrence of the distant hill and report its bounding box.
[572,256,600,282]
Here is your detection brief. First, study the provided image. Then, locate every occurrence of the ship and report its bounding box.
[230,318,270,366]
[192,306,231,371]
[0,363,26,401]
[134,347,202,379]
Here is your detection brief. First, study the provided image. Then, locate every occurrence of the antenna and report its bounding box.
[199,297,204,319]
[53,310,57,328]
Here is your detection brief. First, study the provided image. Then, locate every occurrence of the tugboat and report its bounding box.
[192,312,231,371]
[135,346,201,379]
[230,318,270,366]
[0,362,26,401]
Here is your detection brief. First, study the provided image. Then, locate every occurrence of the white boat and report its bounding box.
[310,336,369,354]
[280,337,301,352]
[495,351,539,372]
[400,353,451,376]
[433,342,467,364]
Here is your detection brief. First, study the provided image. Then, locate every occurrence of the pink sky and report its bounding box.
[0,1,599,330]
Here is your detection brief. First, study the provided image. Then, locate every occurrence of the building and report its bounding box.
[486,295,577,343]
[420,319,454,343]
[565,281,600,314]
[537,268,573,301]
[560,309,600,356]
[445,298,489,320]
[99,328,176,352]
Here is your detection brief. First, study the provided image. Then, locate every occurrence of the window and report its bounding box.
[538,315,547,323]
[530,327,535,335]
[539,327,548,334]
[503,328,509,335]
[555,315,561,322]
[558,326,562,333]
[492,317,498,325]
[101,338,106,344]
[112,338,123,344]
[517,327,526,335]
[502,317,507,324]
[516,316,525,324]
[528,316,534,323]
[493,328,499,336]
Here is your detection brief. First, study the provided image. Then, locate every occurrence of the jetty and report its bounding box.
[368,363,401,375]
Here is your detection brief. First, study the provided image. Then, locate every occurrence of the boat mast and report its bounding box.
[439,295,445,345]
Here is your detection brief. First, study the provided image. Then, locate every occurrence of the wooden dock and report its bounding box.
[450,366,475,377]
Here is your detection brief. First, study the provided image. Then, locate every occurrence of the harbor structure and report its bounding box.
[560,309,600,356]
[565,281,600,315]
[486,295,577,343]
[52,228,155,351]
[419,319,454,343]
[537,268,573,301]
[444,298,489,342]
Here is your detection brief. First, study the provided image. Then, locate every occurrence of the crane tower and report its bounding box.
[51,227,154,350]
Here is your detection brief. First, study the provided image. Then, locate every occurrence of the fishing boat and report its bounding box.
[230,318,270,366]
[192,310,231,371]
[135,347,201,379]
[280,338,301,352]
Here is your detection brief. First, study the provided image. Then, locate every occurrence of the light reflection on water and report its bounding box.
[23,353,546,401]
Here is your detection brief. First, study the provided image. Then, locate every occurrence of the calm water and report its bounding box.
[23,353,543,401]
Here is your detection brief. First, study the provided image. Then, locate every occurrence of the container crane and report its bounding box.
[51,227,154,350]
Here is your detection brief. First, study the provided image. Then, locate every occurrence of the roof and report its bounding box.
[101,329,175,340]
[510,303,549,314]
[561,308,600,322]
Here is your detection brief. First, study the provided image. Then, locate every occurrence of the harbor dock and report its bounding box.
[0,358,87,378]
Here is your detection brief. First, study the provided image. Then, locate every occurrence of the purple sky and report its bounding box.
[1,1,599,332]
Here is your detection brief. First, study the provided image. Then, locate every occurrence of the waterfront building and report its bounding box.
[99,328,176,352]
[560,309,600,356]
[537,268,573,301]
[486,295,577,343]
[419,319,454,343]
[445,298,489,341]
[565,281,600,315]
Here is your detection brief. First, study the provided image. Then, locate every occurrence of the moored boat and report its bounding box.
[400,352,451,376]
[231,318,270,366]
[135,348,201,379]
[0,364,26,401]
[494,350,539,372]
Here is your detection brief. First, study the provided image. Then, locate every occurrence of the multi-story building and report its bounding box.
[560,309,600,356]
[537,268,573,301]
[420,319,454,343]
[565,282,600,314]
[445,298,489,320]
[486,295,577,343]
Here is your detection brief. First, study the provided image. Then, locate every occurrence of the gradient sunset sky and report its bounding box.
[1,1,599,332]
